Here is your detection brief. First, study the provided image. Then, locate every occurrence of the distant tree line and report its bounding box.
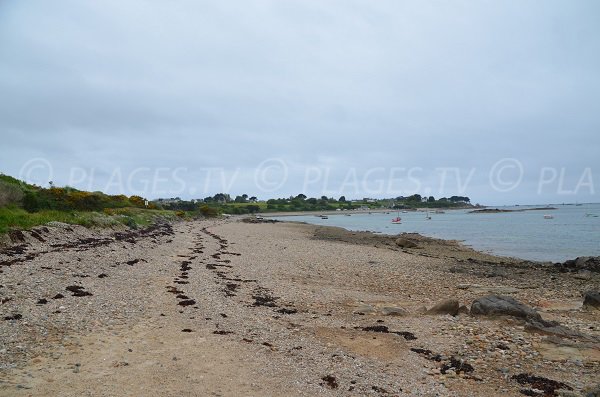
[1,167,473,219]
[158,192,473,214]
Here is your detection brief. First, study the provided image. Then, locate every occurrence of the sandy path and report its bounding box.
[1,220,295,396]
[1,219,598,396]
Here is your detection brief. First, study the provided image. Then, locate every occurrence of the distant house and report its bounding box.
[353,198,377,203]
[155,197,182,205]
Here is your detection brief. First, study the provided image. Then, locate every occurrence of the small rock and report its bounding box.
[426,299,459,316]
[354,304,376,314]
[583,291,600,310]
[574,270,592,280]
[395,238,418,248]
[381,306,409,316]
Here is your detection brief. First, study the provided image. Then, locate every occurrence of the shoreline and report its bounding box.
[259,209,600,263]
[274,218,533,264]
[0,218,598,396]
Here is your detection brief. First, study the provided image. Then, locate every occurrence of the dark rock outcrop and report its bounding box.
[471,295,596,341]
[583,291,600,310]
[554,256,600,273]
[470,295,541,322]
[395,238,418,248]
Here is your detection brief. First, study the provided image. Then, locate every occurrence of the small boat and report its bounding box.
[391,209,402,224]
[543,214,554,219]
[320,215,328,219]
[586,213,598,218]
[434,210,445,214]
[425,210,432,220]
[402,210,408,213]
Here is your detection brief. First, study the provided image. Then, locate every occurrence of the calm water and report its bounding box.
[274,203,600,262]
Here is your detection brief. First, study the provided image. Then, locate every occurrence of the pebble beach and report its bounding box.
[0,218,599,396]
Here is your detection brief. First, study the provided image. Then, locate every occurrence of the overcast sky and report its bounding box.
[1,0,599,204]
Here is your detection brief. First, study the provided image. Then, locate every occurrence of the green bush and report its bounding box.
[0,180,24,207]
[23,191,40,212]
[199,205,219,217]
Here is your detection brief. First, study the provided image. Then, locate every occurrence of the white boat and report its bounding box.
[425,211,431,220]
[543,214,554,219]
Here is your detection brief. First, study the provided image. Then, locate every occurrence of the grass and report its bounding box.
[0,206,183,234]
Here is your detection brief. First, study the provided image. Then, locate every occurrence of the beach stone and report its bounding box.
[582,291,600,310]
[426,299,459,316]
[574,270,592,280]
[354,304,376,314]
[470,295,542,322]
[584,384,600,397]
[395,238,418,248]
[380,306,409,316]
[526,320,585,339]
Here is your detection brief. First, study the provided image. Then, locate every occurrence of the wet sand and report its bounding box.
[0,218,598,396]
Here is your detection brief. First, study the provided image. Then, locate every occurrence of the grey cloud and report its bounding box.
[1,0,599,204]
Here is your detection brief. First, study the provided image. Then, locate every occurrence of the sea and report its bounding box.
[273,203,600,263]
